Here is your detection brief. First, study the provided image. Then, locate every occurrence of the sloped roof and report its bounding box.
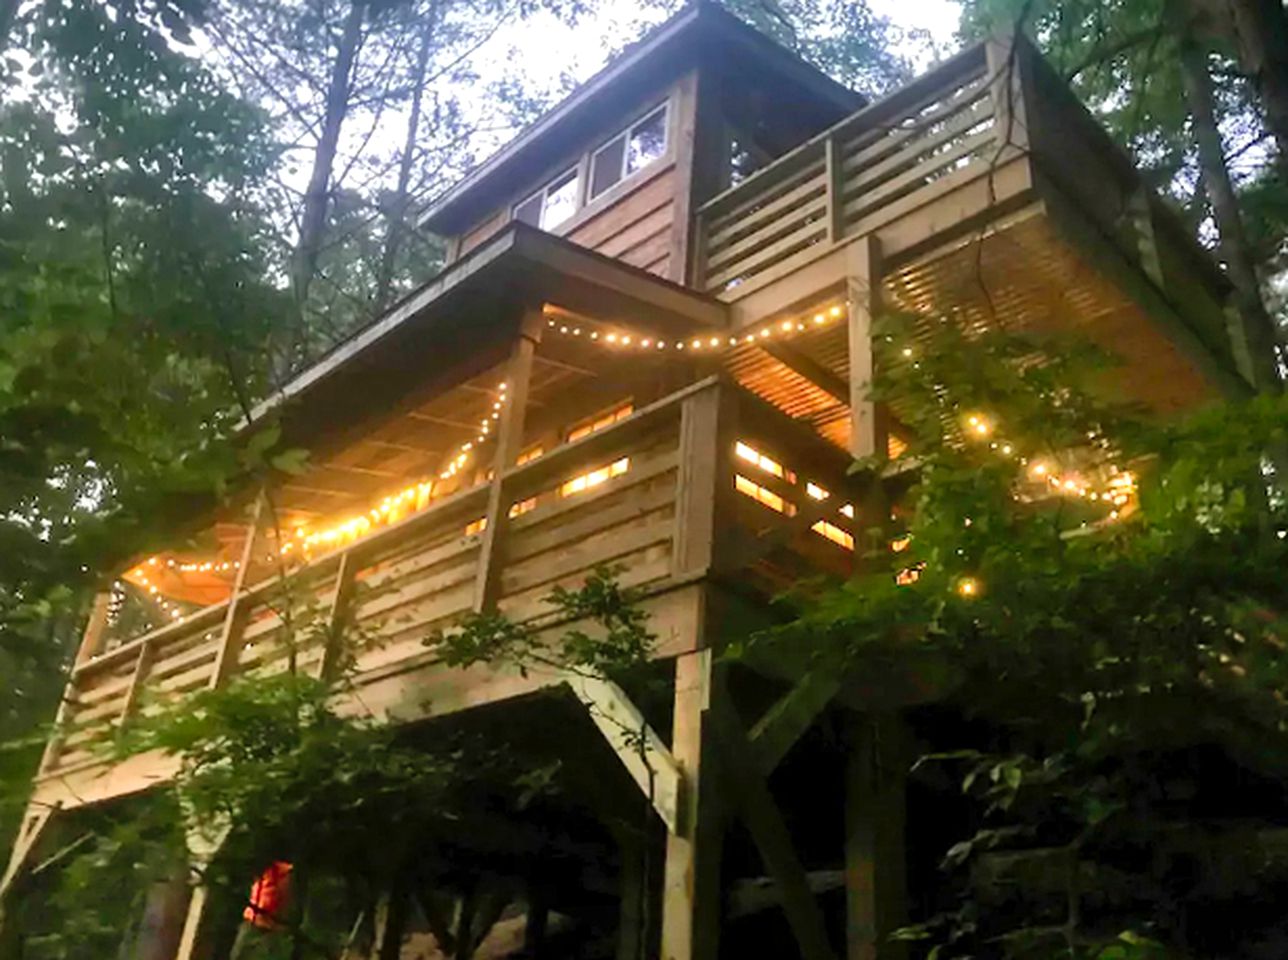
[418,2,863,235]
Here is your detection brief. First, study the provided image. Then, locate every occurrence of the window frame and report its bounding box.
[588,101,671,201]
[512,165,579,230]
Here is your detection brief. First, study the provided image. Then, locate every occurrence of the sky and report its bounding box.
[495,0,964,99]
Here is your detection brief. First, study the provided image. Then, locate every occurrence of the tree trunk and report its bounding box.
[374,1,438,314]
[291,0,366,332]
[1221,0,1288,177]
[1176,19,1283,392]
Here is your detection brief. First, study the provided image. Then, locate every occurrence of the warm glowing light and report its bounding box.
[957,577,979,597]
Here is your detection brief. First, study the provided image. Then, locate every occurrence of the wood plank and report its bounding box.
[473,309,542,613]
[565,674,682,834]
[709,678,837,960]
[705,192,829,275]
[748,671,843,774]
[209,494,265,689]
[660,650,723,960]
[847,237,882,459]
[706,219,828,291]
[845,714,909,960]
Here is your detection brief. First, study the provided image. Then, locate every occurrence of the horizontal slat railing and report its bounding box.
[695,42,998,297]
[39,381,723,780]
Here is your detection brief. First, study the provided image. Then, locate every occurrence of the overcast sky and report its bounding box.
[495,0,963,99]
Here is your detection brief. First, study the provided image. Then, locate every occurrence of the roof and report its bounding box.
[418,2,863,235]
[248,222,727,455]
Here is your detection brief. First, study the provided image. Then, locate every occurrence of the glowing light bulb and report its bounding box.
[957,577,979,597]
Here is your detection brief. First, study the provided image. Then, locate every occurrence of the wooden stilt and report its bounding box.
[173,825,228,960]
[845,713,909,960]
[659,650,722,960]
[615,833,646,960]
[132,868,192,960]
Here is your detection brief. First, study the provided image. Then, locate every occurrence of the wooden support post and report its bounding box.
[672,383,734,579]
[210,493,266,689]
[709,678,837,960]
[845,713,909,960]
[317,550,357,682]
[73,590,112,668]
[825,135,846,244]
[673,65,725,288]
[615,834,646,960]
[132,867,192,960]
[173,825,227,960]
[846,236,885,462]
[660,650,723,960]
[472,306,542,613]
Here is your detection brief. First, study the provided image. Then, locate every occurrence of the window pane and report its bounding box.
[590,136,625,198]
[626,107,667,174]
[542,169,578,228]
[513,193,542,226]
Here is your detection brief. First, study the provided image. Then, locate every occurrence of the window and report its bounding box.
[514,167,578,230]
[589,104,668,200]
[811,519,855,551]
[561,458,630,497]
[735,475,797,516]
[734,441,795,483]
[568,402,633,442]
[516,445,544,466]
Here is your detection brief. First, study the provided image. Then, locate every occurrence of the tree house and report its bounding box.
[4,6,1248,959]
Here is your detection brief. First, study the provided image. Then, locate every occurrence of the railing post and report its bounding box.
[73,590,112,668]
[825,135,846,244]
[40,590,113,774]
[118,638,155,732]
[210,491,266,689]
[985,29,1031,154]
[317,549,357,682]
[472,305,543,613]
[846,235,886,461]
[672,381,735,579]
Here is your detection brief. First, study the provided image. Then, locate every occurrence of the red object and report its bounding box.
[243,861,293,929]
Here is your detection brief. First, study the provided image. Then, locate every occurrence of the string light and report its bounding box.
[957,577,980,597]
[543,303,845,353]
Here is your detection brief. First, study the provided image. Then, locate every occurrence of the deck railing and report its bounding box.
[694,42,1003,297]
[41,378,866,782]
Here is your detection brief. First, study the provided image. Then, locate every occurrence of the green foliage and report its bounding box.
[427,565,656,679]
[748,313,1288,956]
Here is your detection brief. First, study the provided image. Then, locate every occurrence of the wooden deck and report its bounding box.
[692,34,1245,408]
[33,377,865,812]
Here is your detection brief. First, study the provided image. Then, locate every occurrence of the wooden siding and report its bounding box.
[566,166,677,278]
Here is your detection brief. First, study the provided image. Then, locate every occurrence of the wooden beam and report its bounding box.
[845,714,909,960]
[763,341,849,406]
[846,236,883,461]
[173,824,228,960]
[565,673,683,835]
[748,670,843,775]
[472,307,542,613]
[317,550,357,682]
[984,29,1031,154]
[0,805,54,901]
[709,680,838,960]
[209,493,265,689]
[660,650,723,960]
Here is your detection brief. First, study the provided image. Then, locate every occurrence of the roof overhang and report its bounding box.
[418,3,862,236]
[248,222,728,454]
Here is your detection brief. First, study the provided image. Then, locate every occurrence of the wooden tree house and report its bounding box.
[3,6,1250,959]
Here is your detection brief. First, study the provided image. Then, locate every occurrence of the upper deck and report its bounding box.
[28,30,1246,817]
